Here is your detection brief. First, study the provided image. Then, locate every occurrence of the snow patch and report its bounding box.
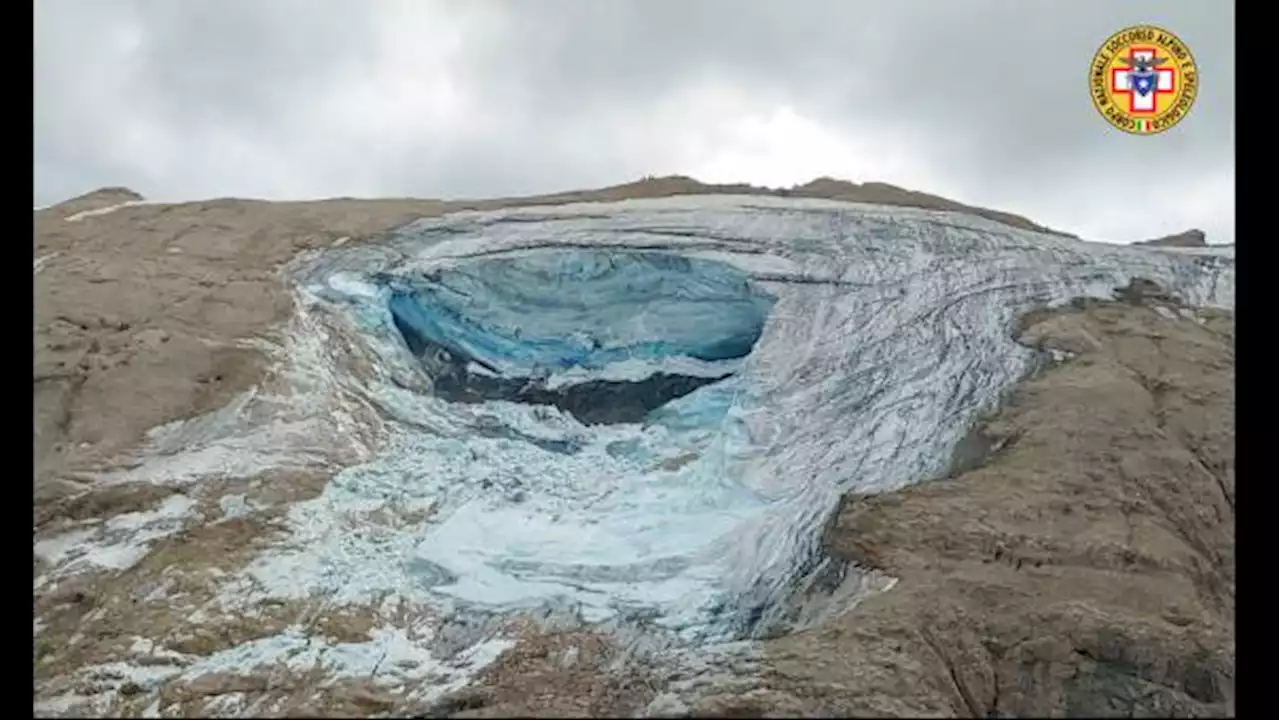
[34,494,197,577]
[37,625,514,716]
[33,660,186,717]
[217,494,254,520]
[63,200,154,222]
[179,624,514,702]
[34,252,59,273]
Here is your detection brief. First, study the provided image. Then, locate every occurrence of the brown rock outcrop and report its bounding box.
[1133,228,1209,247]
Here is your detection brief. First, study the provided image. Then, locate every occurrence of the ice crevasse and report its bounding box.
[232,195,1232,642]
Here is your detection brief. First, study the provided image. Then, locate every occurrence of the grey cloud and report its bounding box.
[129,1,381,130]
[450,0,1233,238]
[34,0,1233,243]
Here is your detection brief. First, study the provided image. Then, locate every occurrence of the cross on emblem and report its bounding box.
[1111,47,1175,114]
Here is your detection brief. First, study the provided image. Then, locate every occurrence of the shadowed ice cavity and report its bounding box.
[382,252,773,424]
[276,197,1234,642]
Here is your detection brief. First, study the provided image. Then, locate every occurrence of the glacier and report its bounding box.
[206,195,1233,645]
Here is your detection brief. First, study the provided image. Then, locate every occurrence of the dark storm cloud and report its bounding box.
[34,0,1233,243]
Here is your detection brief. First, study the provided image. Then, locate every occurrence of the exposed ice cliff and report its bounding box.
[382,251,773,425]
[159,195,1232,645]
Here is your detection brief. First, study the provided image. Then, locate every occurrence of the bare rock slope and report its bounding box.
[33,179,1232,717]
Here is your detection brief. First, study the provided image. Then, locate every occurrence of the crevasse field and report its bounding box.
[130,195,1236,652]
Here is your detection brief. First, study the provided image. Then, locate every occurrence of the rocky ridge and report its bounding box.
[1133,229,1209,248]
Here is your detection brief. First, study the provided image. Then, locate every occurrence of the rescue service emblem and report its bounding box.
[1089,25,1198,135]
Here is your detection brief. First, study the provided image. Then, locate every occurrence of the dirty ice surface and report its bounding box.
[206,195,1232,642]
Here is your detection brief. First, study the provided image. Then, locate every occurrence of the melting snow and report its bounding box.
[178,625,513,694]
[217,494,253,520]
[37,625,515,716]
[34,494,197,577]
[63,200,155,223]
[34,252,59,273]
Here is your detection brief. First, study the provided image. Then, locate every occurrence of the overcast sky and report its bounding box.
[35,0,1233,244]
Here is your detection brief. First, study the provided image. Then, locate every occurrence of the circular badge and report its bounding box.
[1089,25,1198,135]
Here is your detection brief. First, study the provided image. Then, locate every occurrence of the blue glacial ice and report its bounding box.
[383,251,774,378]
[250,195,1233,642]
